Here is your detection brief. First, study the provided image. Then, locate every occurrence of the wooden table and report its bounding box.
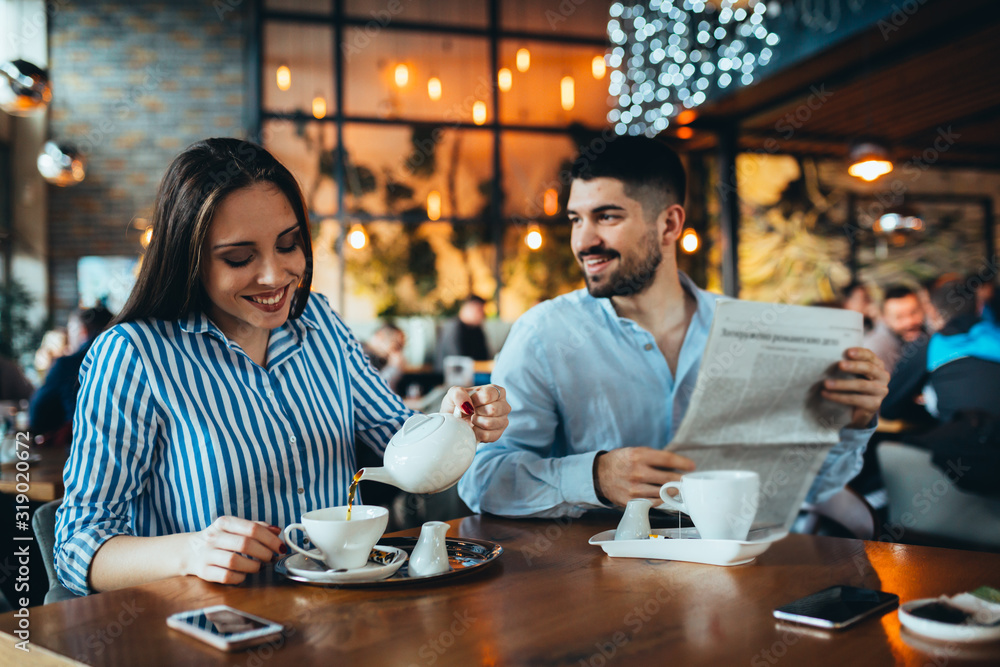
[3,514,999,666]
[0,444,68,502]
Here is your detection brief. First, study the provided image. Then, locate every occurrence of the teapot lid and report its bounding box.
[392,413,447,447]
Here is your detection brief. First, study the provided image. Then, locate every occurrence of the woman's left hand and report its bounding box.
[440,384,511,443]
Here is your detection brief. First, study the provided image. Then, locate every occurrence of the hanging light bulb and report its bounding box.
[472,100,487,125]
[348,224,367,250]
[543,188,559,217]
[680,229,700,254]
[676,126,693,140]
[427,77,442,101]
[427,190,442,221]
[275,65,291,91]
[591,55,607,79]
[848,140,893,182]
[36,142,86,187]
[312,96,326,119]
[525,225,543,250]
[0,60,52,116]
[140,226,153,248]
[516,48,531,73]
[497,68,512,92]
[560,76,575,111]
[394,63,409,88]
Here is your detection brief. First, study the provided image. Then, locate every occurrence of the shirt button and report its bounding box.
[266,390,275,398]
[290,436,297,444]
[297,488,304,494]
[644,343,654,351]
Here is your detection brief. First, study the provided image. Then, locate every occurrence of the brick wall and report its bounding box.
[47,0,249,322]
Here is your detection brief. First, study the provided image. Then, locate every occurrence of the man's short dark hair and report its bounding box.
[570,136,686,219]
[465,295,486,306]
[929,279,977,321]
[882,285,915,303]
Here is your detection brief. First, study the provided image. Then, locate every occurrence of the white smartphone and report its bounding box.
[773,585,899,630]
[166,605,285,651]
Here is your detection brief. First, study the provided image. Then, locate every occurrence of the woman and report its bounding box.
[54,139,510,596]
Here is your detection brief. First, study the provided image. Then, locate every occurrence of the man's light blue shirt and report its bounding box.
[459,273,875,518]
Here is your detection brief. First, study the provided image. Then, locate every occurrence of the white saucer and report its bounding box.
[899,598,1000,643]
[284,547,406,583]
[589,527,787,566]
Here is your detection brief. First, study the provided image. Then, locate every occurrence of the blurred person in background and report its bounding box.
[29,305,114,441]
[881,277,1000,496]
[839,281,876,333]
[0,355,33,402]
[863,285,926,373]
[434,295,491,371]
[363,323,407,394]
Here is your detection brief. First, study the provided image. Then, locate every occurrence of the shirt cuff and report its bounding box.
[56,524,131,597]
[559,450,605,508]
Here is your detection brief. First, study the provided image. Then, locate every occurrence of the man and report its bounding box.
[29,305,113,439]
[458,137,888,517]
[364,323,407,393]
[863,285,925,373]
[434,296,491,371]
[881,278,1000,496]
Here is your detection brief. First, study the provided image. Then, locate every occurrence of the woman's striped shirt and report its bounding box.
[54,293,413,596]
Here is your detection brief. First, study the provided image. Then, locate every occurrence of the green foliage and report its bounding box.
[346,224,440,317]
[0,278,47,363]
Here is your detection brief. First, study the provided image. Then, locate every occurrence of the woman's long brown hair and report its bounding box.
[113,138,313,326]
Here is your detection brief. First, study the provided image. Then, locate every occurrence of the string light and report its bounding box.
[592,55,607,79]
[348,224,367,250]
[427,77,442,101]
[311,96,326,119]
[394,63,409,88]
[516,48,531,72]
[560,76,575,111]
[681,229,700,253]
[276,65,291,91]
[427,190,442,221]
[497,68,512,92]
[472,100,487,125]
[609,1,781,135]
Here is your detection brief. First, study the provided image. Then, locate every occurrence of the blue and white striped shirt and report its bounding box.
[54,293,413,596]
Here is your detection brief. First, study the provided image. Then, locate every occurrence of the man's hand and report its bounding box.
[595,447,696,508]
[822,347,889,429]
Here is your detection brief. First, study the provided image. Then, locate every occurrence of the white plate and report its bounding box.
[284,546,406,583]
[589,527,787,566]
[899,599,1000,643]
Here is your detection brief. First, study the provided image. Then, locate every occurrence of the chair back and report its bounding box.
[31,498,76,603]
[796,487,877,540]
[877,442,1000,548]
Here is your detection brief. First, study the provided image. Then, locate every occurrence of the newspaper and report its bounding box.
[668,300,863,536]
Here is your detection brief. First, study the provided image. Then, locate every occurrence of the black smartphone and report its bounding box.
[773,585,899,630]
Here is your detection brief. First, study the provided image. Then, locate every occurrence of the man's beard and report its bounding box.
[581,233,663,299]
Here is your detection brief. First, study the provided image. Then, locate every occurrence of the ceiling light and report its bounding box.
[848,140,893,182]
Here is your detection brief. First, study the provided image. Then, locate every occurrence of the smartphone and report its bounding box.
[166,605,285,651]
[773,585,899,629]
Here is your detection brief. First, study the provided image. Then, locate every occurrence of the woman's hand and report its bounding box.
[440,384,511,443]
[182,516,286,585]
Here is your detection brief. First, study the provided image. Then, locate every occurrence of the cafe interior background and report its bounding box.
[2,0,999,607]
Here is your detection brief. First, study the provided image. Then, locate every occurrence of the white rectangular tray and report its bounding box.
[589,527,788,566]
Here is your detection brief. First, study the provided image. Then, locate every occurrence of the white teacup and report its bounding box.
[659,470,760,541]
[283,505,388,570]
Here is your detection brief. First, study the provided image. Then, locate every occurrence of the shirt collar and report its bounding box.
[586,270,718,330]
[178,306,321,341]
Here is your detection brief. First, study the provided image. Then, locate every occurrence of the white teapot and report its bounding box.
[357,409,478,494]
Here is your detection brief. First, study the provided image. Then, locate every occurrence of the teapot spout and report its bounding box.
[357,466,394,486]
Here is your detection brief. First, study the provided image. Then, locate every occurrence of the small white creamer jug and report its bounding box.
[408,521,451,577]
